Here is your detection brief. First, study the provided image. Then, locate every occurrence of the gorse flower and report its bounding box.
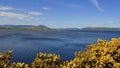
[0,38,120,68]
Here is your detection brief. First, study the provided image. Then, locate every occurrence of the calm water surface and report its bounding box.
[0,30,120,64]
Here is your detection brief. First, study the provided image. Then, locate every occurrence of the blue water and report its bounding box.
[0,30,120,64]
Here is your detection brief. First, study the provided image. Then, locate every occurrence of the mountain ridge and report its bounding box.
[0,25,120,31]
[0,25,49,28]
[81,27,120,31]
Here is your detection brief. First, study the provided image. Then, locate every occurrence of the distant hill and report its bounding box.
[54,28,80,30]
[1,25,120,31]
[0,25,49,28]
[0,25,50,30]
[81,27,120,31]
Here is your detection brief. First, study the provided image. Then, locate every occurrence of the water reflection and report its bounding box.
[0,30,120,64]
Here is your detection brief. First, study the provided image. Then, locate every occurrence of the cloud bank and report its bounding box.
[0,12,30,20]
[0,6,14,11]
[91,0,104,12]
[0,6,44,24]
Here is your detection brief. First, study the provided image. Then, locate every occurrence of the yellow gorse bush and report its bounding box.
[62,38,120,68]
[31,52,61,68]
[0,50,12,68]
[9,62,29,68]
[0,38,120,68]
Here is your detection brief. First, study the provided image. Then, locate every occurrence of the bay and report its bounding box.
[0,30,120,64]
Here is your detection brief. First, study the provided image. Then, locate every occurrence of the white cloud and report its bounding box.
[0,12,32,20]
[0,6,44,24]
[0,6,14,11]
[0,6,26,11]
[42,7,51,10]
[91,0,104,12]
[28,12,43,16]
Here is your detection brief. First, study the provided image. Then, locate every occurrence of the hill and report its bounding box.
[0,25,50,30]
[81,27,120,31]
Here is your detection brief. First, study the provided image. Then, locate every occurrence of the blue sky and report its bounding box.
[0,0,120,28]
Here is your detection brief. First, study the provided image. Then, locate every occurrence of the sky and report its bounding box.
[0,0,120,28]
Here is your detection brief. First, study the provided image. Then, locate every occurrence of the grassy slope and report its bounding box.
[0,27,51,31]
[81,27,120,31]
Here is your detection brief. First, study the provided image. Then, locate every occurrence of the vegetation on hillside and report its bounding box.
[81,27,120,31]
[0,28,50,31]
[0,25,50,31]
[0,38,120,68]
